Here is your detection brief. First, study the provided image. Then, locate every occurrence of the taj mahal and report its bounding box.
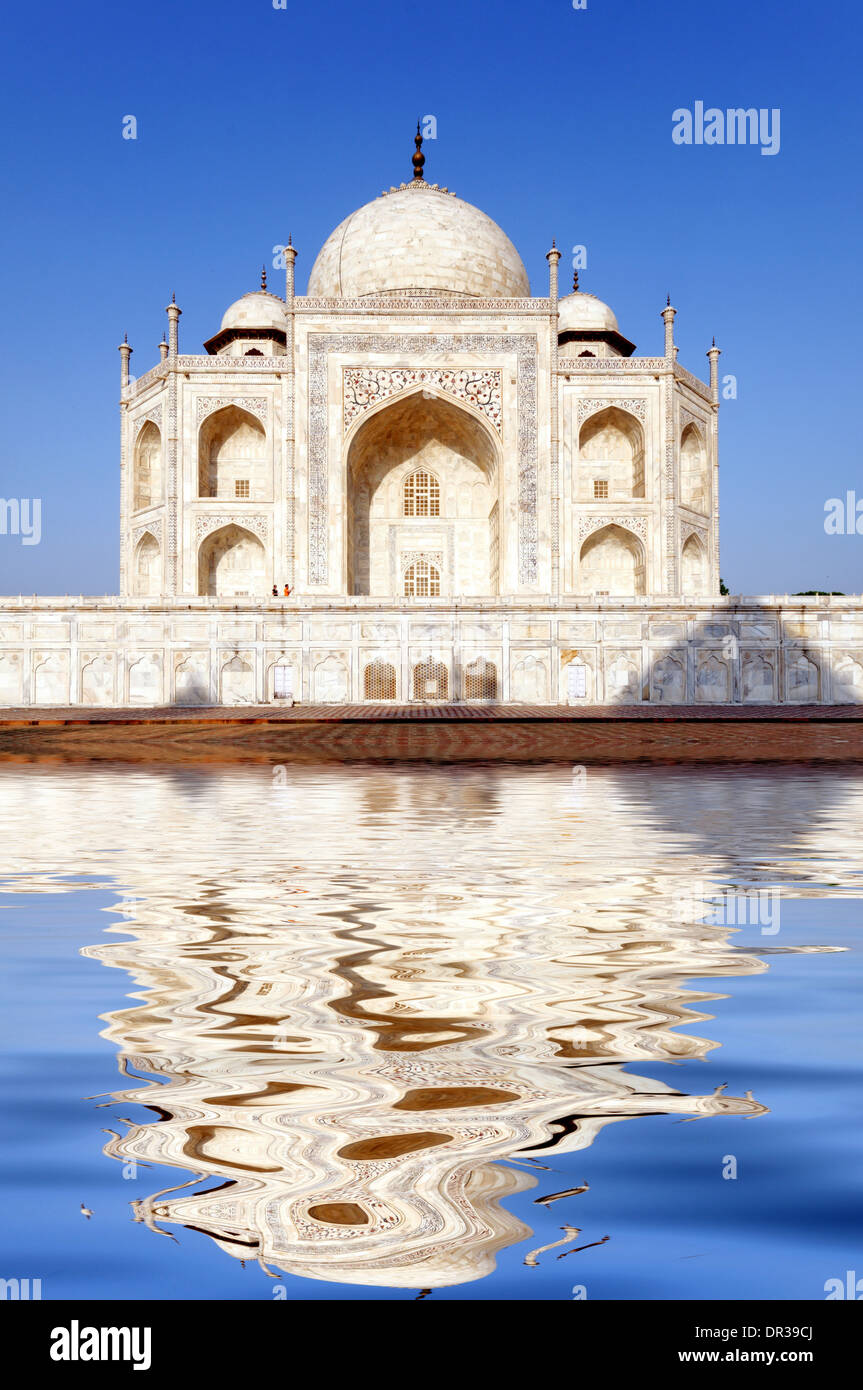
[1,131,861,708]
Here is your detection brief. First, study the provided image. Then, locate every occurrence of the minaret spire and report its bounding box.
[412,120,425,181]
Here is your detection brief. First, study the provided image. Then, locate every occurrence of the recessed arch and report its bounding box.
[133,420,162,510]
[133,531,162,596]
[680,422,708,513]
[345,389,501,597]
[579,523,646,596]
[681,533,709,596]
[220,655,255,705]
[198,405,267,499]
[578,406,645,500]
[197,524,266,597]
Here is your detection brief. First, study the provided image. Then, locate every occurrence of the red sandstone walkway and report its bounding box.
[1,703,861,725]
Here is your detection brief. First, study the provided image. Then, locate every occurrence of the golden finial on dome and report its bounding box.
[412,120,425,181]
[573,269,579,292]
[261,265,267,292]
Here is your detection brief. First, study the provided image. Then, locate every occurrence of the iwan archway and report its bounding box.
[345,390,501,597]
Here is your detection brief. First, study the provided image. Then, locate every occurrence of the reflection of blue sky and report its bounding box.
[1,773,862,1300]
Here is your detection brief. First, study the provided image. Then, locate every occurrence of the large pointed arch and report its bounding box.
[345,388,502,598]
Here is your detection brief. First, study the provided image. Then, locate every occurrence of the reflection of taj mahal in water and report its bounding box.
[2,763,853,1288]
[1,130,862,707]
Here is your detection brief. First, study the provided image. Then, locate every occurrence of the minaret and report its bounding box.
[707,338,722,596]
[158,338,168,362]
[547,240,562,596]
[546,239,561,302]
[118,334,132,389]
[284,234,297,302]
[165,295,181,594]
[284,235,299,591]
[707,338,722,404]
[660,296,678,595]
[662,295,677,361]
[166,294,181,358]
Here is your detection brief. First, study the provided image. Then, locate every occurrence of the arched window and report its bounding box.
[578,350,596,358]
[404,558,440,597]
[244,348,263,356]
[403,470,440,517]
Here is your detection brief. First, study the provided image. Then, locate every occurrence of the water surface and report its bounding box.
[1,763,861,1299]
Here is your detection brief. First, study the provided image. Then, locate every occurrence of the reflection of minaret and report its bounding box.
[2,764,854,1288]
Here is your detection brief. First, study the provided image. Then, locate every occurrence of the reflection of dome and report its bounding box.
[307,184,530,300]
[558,291,619,335]
[219,291,287,332]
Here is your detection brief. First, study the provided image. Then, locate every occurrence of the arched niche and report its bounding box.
[198,406,267,500]
[511,654,548,703]
[578,406,645,500]
[220,655,255,705]
[134,421,162,510]
[345,390,500,597]
[579,523,646,596]
[197,524,266,597]
[680,423,708,513]
[680,533,709,596]
[133,532,162,596]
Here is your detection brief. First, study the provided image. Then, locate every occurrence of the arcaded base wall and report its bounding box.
[1,595,862,708]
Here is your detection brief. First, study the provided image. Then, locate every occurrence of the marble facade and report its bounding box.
[1,140,857,706]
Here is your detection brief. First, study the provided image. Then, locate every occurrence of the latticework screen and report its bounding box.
[413,660,449,701]
[363,660,397,701]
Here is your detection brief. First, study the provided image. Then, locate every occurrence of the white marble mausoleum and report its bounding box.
[1,132,861,707]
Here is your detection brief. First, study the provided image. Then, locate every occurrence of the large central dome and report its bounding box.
[307,181,530,300]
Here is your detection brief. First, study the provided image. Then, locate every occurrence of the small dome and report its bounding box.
[558,291,619,335]
[307,183,529,300]
[220,291,288,333]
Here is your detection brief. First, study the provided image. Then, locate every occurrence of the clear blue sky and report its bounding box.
[0,0,860,595]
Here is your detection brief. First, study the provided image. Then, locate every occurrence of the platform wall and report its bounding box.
[1,597,862,707]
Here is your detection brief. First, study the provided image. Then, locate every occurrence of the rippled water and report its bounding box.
[1,762,862,1300]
